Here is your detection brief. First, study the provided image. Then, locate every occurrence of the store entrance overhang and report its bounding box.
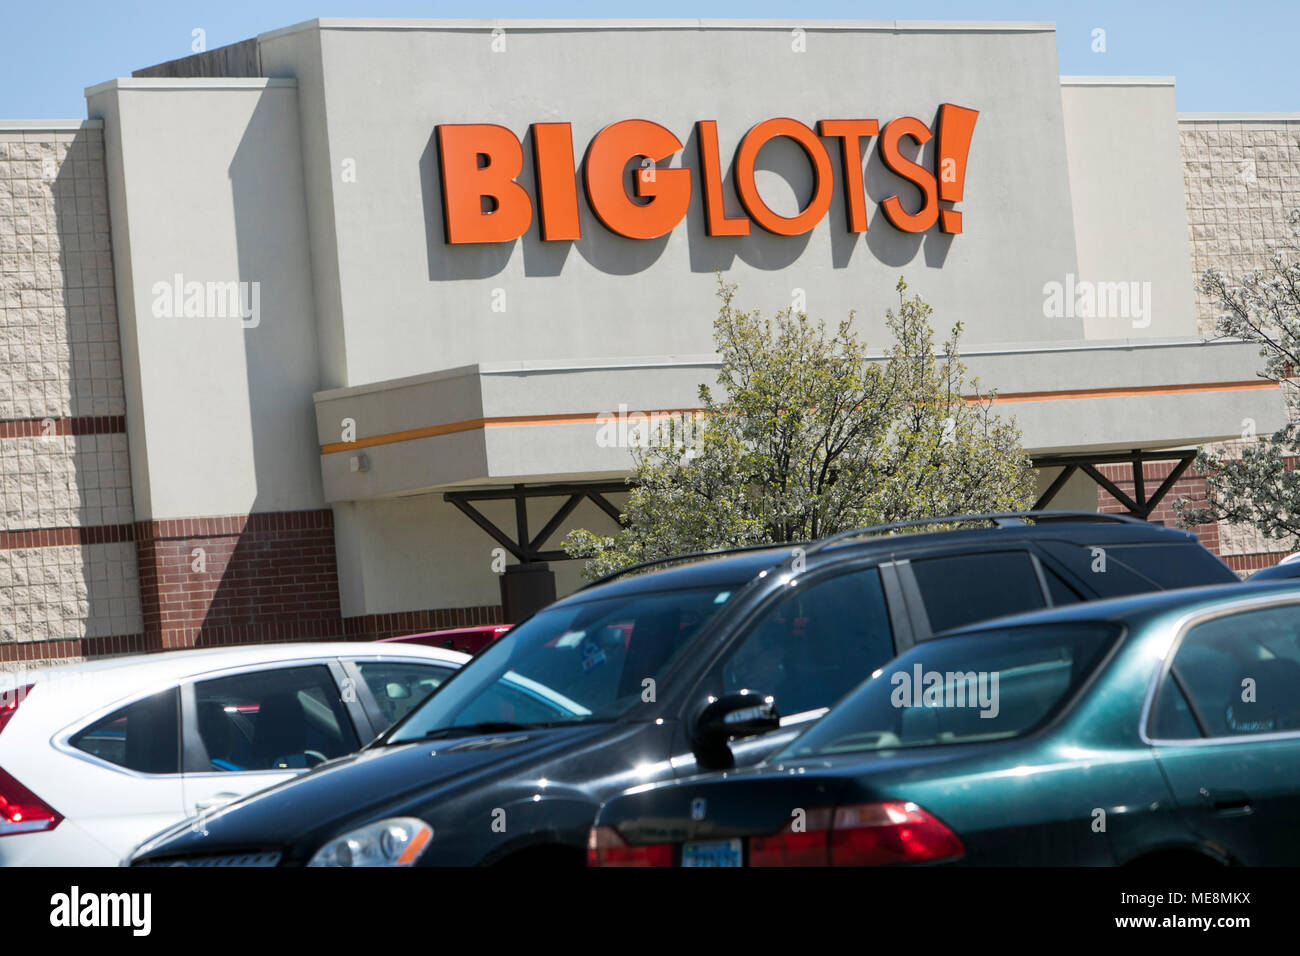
[312,339,1286,503]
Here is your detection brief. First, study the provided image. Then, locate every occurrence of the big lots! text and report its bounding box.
[435,105,979,244]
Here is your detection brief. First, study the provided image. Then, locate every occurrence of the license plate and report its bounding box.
[681,838,742,867]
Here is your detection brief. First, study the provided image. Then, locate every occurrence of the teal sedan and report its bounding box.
[588,581,1300,866]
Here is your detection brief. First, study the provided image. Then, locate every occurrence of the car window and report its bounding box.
[1105,543,1236,588]
[1036,541,1160,597]
[1150,603,1300,739]
[780,622,1119,757]
[356,661,455,727]
[193,666,359,772]
[1148,678,1202,739]
[910,551,1046,634]
[1042,565,1083,607]
[719,567,894,716]
[70,688,180,774]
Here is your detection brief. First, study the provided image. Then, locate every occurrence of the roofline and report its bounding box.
[1060,76,1175,86]
[0,119,103,131]
[1179,112,1300,122]
[258,17,1057,43]
[84,77,296,97]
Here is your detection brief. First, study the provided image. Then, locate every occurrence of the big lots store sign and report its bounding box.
[436,104,979,244]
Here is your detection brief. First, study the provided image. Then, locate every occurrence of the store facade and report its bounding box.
[0,19,1294,665]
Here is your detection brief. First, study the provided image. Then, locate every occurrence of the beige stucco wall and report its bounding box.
[1060,80,1198,340]
[332,491,628,615]
[85,78,326,523]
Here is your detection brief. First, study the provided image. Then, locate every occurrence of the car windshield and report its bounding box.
[777,622,1120,758]
[386,585,739,742]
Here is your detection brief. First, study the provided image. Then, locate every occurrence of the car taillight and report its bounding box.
[0,684,32,736]
[749,808,833,866]
[586,826,673,867]
[749,801,962,866]
[0,768,62,836]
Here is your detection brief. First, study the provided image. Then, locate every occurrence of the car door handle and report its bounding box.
[1200,788,1253,815]
[194,792,241,813]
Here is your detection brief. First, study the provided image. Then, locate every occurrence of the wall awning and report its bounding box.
[312,339,1285,503]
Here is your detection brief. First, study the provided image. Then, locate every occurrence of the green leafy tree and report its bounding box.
[563,277,1036,579]
[1176,210,1300,539]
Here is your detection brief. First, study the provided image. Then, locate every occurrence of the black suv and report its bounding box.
[129,512,1236,867]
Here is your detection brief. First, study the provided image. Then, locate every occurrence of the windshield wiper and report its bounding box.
[414,721,533,741]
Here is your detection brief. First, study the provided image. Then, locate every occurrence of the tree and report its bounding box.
[563,277,1037,579]
[1175,210,1300,540]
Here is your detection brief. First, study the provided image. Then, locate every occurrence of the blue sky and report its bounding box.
[1,1,1294,118]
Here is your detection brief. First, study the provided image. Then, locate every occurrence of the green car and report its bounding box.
[589,580,1300,866]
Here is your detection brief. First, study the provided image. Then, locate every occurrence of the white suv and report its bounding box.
[0,642,466,866]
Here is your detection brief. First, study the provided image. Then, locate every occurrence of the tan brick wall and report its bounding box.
[0,124,141,662]
[1175,118,1300,567]
[1181,119,1300,337]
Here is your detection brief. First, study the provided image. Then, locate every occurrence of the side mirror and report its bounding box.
[692,691,780,769]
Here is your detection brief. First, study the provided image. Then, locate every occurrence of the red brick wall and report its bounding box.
[0,502,503,662]
[129,509,505,651]
[342,606,503,641]
[1093,461,1220,551]
[135,511,345,649]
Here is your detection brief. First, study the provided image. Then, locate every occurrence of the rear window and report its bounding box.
[778,622,1120,757]
[1037,540,1234,597]
[1104,543,1236,588]
[71,688,180,774]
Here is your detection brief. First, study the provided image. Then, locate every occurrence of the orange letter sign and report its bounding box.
[696,120,750,237]
[878,116,938,234]
[583,120,691,240]
[437,124,533,244]
[531,122,582,241]
[817,119,879,233]
[734,118,834,236]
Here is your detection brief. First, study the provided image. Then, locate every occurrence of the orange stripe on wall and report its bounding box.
[988,379,1276,404]
[322,419,486,454]
[320,381,1276,454]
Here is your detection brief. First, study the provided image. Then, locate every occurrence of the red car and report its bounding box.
[379,624,511,655]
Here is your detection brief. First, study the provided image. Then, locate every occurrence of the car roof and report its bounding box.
[0,641,468,700]
[1248,561,1300,580]
[557,546,795,603]
[943,579,1300,637]
[556,516,1205,606]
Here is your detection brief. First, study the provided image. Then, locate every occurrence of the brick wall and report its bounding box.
[1093,460,1218,548]
[342,606,503,642]
[135,511,343,649]
[1181,118,1300,338]
[1176,117,1300,571]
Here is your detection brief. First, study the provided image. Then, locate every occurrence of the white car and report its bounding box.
[0,641,467,866]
